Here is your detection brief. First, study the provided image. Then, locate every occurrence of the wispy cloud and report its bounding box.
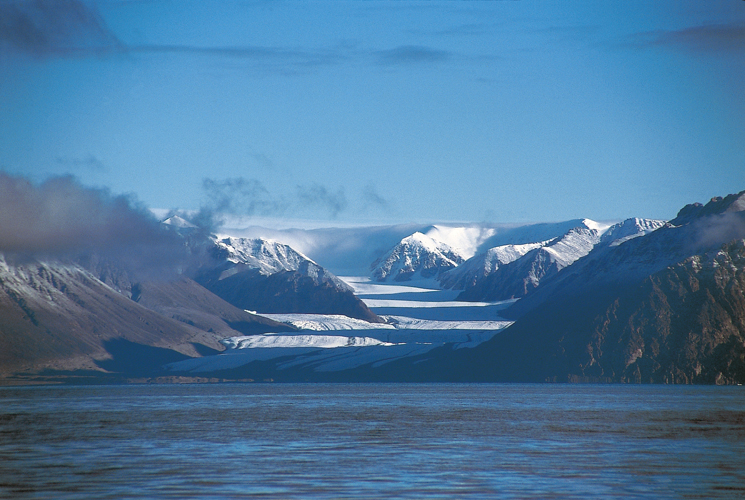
[374,45,451,66]
[628,23,745,54]
[196,177,351,230]
[296,184,347,218]
[251,153,275,170]
[361,183,390,211]
[201,177,286,217]
[432,23,494,37]
[129,44,346,74]
[55,154,107,172]
[1,0,465,76]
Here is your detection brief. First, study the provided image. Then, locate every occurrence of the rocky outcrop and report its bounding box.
[583,239,745,384]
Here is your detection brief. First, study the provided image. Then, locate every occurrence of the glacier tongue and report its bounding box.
[222,334,396,349]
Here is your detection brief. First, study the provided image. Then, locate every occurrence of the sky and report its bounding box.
[1,0,744,228]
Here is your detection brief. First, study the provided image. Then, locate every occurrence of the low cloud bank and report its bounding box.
[0,173,188,277]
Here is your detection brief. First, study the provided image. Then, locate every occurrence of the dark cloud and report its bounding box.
[296,184,347,219]
[629,23,745,54]
[693,209,745,251]
[0,173,186,277]
[1,1,462,76]
[374,45,451,66]
[0,0,123,57]
[0,0,342,73]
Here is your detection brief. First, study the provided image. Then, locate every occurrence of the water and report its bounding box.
[1,384,743,499]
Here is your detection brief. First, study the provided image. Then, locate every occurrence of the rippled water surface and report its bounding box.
[1,383,744,499]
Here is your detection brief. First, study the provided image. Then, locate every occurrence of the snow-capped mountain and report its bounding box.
[508,194,745,319]
[162,215,197,229]
[439,241,550,289]
[212,236,315,276]
[457,221,605,301]
[456,218,668,302]
[205,235,355,295]
[4,186,745,384]
[371,232,465,282]
[599,217,666,247]
[194,235,380,322]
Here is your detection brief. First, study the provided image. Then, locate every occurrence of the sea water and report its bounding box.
[1,383,743,499]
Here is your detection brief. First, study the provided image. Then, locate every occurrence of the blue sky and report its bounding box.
[1,0,744,227]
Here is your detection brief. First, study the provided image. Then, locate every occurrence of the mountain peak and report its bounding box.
[371,232,465,282]
[162,215,196,229]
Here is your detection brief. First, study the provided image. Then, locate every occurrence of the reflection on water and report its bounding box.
[1,384,744,499]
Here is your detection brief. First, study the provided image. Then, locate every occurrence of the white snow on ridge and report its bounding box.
[162,215,197,228]
[601,218,667,247]
[486,241,548,266]
[213,236,312,275]
[543,227,602,268]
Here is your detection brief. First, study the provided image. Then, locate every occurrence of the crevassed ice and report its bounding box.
[222,335,397,349]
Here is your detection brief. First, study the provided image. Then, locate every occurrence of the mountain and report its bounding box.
[454,218,666,302]
[599,217,666,247]
[455,221,605,301]
[508,194,745,319]
[396,191,745,383]
[371,232,465,282]
[129,276,296,337]
[439,240,550,290]
[0,255,218,377]
[193,236,382,323]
